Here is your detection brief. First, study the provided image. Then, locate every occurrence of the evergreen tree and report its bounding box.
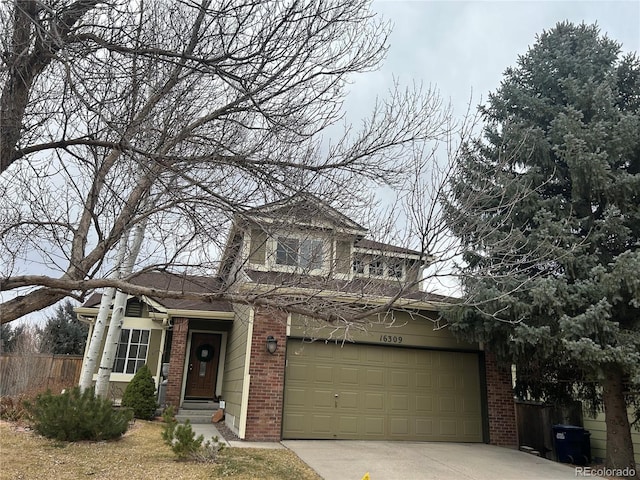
[0,323,25,353]
[40,301,88,355]
[445,22,639,474]
[121,365,157,420]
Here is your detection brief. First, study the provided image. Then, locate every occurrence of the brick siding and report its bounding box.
[166,317,189,409]
[244,307,287,441]
[485,351,518,447]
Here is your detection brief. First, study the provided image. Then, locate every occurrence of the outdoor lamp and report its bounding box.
[266,335,278,354]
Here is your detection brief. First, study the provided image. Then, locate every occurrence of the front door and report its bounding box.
[185,333,221,399]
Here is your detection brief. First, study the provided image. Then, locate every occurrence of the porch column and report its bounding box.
[485,351,518,447]
[166,317,189,409]
[244,307,287,441]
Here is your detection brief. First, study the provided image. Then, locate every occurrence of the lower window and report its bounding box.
[113,329,149,374]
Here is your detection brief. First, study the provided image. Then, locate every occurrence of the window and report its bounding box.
[388,260,404,279]
[113,329,149,374]
[369,258,384,276]
[276,237,298,266]
[352,258,365,274]
[276,237,324,270]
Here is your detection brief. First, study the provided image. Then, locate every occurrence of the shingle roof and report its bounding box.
[354,239,424,257]
[245,270,450,304]
[82,271,232,312]
[242,194,366,232]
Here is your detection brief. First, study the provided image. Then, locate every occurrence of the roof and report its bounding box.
[244,270,450,304]
[82,271,233,312]
[354,238,424,257]
[242,194,367,233]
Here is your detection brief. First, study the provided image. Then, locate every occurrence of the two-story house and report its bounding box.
[76,196,517,446]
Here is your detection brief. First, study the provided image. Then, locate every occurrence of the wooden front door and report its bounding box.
[185,333,221,399]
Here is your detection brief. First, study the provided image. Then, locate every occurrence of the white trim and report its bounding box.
[286,312,291,337]
[180,329,227,404]
[155,328,167,391]
[166,310,234,320]
[265,233,331,275]
[238,308,254,439]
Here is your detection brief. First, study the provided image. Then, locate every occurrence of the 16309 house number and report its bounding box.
[379,335,403,344]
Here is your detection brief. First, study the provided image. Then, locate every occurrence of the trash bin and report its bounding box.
[552,424,591,465]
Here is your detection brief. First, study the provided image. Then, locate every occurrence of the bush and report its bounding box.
[121,364,157,419]
[161,407,224,463]
[25,387,132,441]
[0,395,30,422]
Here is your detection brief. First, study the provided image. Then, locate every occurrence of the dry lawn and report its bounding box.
[0,420,321,480]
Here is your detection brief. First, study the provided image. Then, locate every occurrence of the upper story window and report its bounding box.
[352,257,365,274]
[388,260,404,278]
[369,258,384,276]
[276,237,324,270]
[351,255,406,280]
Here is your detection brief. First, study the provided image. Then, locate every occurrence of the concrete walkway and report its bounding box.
[281,441,605,480]
[187,424,605,479]
[189,423,284,449]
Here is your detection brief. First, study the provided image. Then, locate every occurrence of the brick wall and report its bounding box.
[166,317,189,409]
[485,351,518,447]
[244,307,287,441]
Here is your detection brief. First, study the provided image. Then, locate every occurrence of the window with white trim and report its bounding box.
[113,329,149,374]
[388,259,404,278]
[369,258,384,276]
[276,237,324,270]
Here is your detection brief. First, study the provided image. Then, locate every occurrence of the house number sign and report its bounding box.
[379,335,403,344]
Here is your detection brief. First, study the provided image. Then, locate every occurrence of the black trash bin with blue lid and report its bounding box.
[552,424,591,465]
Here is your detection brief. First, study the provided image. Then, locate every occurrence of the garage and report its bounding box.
[282,340,484,441]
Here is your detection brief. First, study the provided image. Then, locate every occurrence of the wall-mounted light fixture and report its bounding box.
[266,335,278,354]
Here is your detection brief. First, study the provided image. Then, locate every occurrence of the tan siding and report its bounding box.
[109,381,129,399]
[335,240,352,274]
[146,329,162,375]
[405,260,422,288]
[249,229,267,265]
[221,305,251,428]
[583,411,640,464]
[87,318,164,397]
[290,311,479,351]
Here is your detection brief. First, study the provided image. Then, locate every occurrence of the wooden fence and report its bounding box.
[0,354,83,396]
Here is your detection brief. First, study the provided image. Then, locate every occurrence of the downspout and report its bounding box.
[238,308,254,439]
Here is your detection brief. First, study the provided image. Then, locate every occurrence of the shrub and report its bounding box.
[121,364,157,419]
[161,407,224,463]
[25,387,132,441]
[0,395,30,421]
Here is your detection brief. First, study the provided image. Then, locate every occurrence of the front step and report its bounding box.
[176,400,219,424]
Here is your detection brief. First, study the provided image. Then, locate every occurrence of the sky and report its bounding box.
[344,0,639,125]
[5,0,639,325]
[338,0,639,294]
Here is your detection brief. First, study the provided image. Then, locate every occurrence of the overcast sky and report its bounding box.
[344,0,639,124]
[8,1,638,325]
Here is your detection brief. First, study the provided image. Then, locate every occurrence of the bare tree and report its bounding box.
[1,0,454,324]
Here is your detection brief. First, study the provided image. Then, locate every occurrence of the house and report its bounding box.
[76,196,517,445]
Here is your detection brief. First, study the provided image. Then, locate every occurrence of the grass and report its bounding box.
[0,420,322,480]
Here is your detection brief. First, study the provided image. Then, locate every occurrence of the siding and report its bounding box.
[221,304,252,431]
[89,316,164,394]
[290,311,479,351]
[249,229,267,265]
[583,410,640,464]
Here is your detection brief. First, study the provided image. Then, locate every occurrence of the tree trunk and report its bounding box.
[94,290,128,398]
[78,237,129,391]
[603,366,638,479]
[94,218,147,398]
[78,286,116,391]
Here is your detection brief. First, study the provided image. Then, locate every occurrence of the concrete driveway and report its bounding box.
[282,441,604,480]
